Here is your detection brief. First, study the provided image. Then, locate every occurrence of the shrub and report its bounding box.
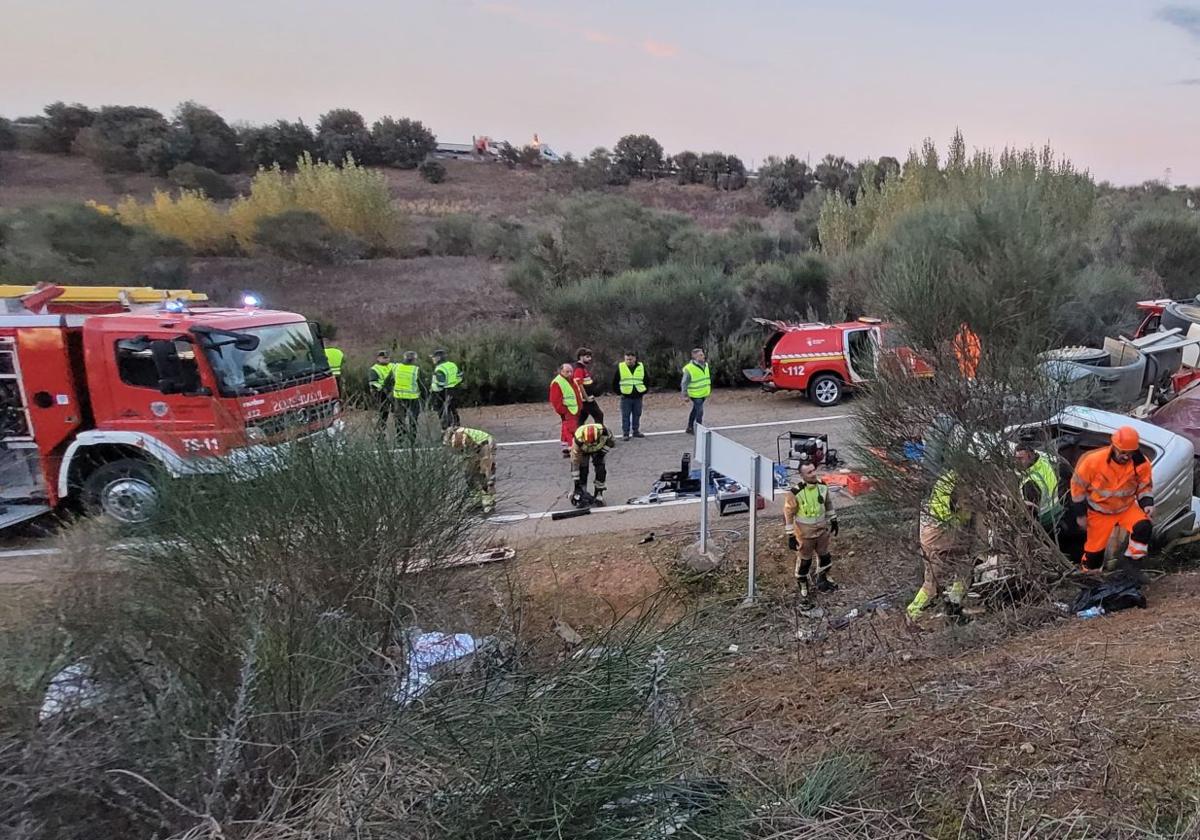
[225,154,400,253]
[74,105,171,172]
[613,133,664,179]
[0,204,187,285]
[372,116,436,169]
[669,221,809,273]
[758,154,815,211]
[34,102,95,153]
[1125,212,1200,300]
[539,263,748,386]
[0,118,15,151]
[167,162,237,200]
[423,321,565,405]
[736,254,830,321]
[419,159,446,183]
[316,108,376,166]
[673,150,702,184]
[172,101,241,173]
[117,190,237,255]
[428,214,525,259]
[238,119,317,171]
[253,209,365,264]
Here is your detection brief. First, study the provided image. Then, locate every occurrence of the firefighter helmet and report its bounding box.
[575,423,603,448]
[1112,425,1140,452]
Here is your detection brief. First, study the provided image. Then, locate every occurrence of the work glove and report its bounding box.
[829,518,839,536]
[787,533,798,551]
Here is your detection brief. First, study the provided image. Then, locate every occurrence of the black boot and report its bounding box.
[815,554,838,592]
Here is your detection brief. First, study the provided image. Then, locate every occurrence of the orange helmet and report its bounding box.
[1112,425,1140,452]
[575,424,602,447]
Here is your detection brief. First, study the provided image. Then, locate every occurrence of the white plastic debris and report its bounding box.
[393,631,482,705]
[39,661,103,722]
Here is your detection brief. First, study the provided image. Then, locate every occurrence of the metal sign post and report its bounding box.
[699,428,711,555]
[693,425,775,605]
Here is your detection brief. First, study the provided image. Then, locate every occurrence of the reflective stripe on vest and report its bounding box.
[432,360,462,392]
[684,362,711,398]
[369,363,393,391]
[1025,454,1059,515]
[618,362,646,395]
[1071,447,1152,514]
[553,375,578,414]
[393,364,420,399]
[324,347,344,376]
[794,483,828,525]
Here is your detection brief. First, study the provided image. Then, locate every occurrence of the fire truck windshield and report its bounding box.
[200,322,326,395]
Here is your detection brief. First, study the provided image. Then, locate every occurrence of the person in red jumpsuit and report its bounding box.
[549,362,584,459]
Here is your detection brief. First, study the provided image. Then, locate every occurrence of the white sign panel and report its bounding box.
[692,424,776,501]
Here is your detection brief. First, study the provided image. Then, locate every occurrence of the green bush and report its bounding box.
[0,204,188,286]
[238,119,317,171]
[316,108,377,166]
[1125,212,1200,299]
[172,101,241,173]
[671,222,810,273]
[253,209,366,264]
[74,105,172,172]
[506,195,689,300]
[613,133,664,179]
[539,263,749,387]
[736,254,830,321]
[372,116,436,169]
[0,118,15,151]
[430,321,565,405]
[759,155,816,211]
[167,162,237,200]
[419,159,446,183]
[428,214,525,259]
[34,102,95,153]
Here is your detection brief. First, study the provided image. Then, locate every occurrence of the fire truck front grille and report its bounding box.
[248,399,339,439]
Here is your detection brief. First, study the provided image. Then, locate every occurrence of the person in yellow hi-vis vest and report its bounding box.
[430,348,463,430]
[444,426,496,513]
[782,459,840,606]
[681,347,711,435]
[368,350,396,437]
[907,469,975,620]
[610,350,648,441]
[392,351,424,438]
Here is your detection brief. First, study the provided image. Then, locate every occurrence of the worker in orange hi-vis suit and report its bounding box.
[952,323,982,380]
[1070,425,1154,573]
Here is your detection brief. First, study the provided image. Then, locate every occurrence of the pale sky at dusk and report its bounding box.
[2,0,1199,184]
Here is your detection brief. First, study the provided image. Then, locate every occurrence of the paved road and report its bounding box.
[458,390,859,533]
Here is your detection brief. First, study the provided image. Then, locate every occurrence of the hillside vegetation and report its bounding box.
[2,100,1200,405]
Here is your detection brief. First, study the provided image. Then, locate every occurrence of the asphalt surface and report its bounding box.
[458,390,859,538]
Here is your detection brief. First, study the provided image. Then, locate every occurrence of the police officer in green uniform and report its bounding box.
[368,351,395,437]
[430,349,463,430]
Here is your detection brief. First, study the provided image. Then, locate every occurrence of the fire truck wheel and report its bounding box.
[809,374,843,407]
[82,459,160,526]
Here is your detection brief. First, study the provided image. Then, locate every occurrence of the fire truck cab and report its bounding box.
[0,285,341,530]
[744,316,929,406]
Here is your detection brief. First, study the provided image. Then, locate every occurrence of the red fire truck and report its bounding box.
[0,284,342,529]
[743,317,930,406]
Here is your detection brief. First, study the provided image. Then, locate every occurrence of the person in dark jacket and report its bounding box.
[572,347,604,425]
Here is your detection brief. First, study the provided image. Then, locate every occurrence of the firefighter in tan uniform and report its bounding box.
[444,426,497,514]
[782,460,839,604]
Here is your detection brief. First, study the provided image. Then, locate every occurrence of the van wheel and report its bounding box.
[82,459,160,525]
[809,374,843,407]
